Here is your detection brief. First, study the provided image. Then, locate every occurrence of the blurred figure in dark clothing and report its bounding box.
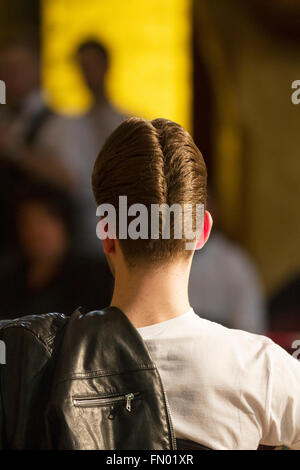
[0,36,75,188]
[0,37,50,156]
[269,273,300,332]
[0,182,113,320]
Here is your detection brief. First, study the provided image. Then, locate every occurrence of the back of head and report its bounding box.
[92,117,207,267]
[76,39,109,67]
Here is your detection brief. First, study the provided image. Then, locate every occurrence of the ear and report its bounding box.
[195,210,213,251]
[96,219,116,255]
[102,237,116,255]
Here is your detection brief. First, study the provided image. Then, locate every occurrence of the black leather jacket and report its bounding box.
[0,307,177,450]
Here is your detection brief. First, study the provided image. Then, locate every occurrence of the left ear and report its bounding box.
[102,237,116,255]
[195,210,213,250]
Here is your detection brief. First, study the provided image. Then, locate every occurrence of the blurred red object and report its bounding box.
[267,332,300,357]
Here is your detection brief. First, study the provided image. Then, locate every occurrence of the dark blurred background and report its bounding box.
[0,0,299,348]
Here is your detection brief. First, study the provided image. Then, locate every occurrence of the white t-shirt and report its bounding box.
[138,309,300,450]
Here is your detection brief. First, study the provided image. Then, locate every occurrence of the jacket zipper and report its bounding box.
[73,392,139,412]
[73,387,176,449]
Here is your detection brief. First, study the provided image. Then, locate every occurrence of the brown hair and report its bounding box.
[92,117,207,267]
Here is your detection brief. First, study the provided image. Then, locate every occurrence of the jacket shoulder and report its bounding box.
[0,312,69,355]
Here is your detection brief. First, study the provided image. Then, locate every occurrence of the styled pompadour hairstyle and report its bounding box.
[92,117,207,267]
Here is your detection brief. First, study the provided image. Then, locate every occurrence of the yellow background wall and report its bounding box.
[42,0,192,131]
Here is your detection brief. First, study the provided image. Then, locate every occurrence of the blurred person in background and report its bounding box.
[0,36,47,156]
[41,39,128,255]
[189,190,266,333]
[0,35,76,262]
[0,180,113,320]
[0,36,72,187]
[77,39,127,142]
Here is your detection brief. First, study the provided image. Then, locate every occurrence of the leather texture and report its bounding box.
[0,307,176,450]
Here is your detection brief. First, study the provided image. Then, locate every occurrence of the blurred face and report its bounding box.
[17,201,68,262]
[0,45,40,106]
[77,48,107,96]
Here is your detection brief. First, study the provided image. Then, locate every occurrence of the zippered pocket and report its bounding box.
[72,391,142,413]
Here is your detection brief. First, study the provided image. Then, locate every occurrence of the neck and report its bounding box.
[93,89,107,106]
[110,260,192,328]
